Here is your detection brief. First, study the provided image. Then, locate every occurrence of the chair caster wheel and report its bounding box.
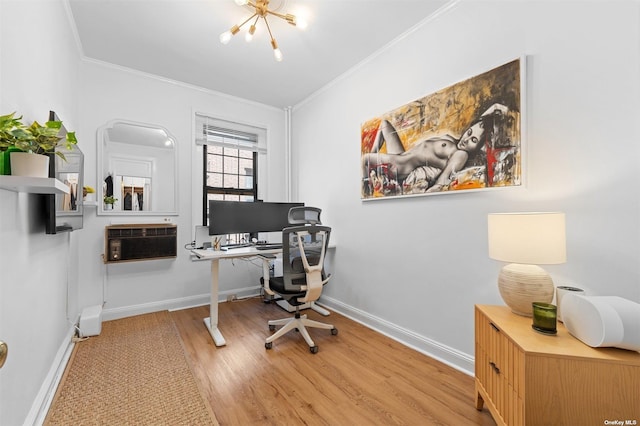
[331,328,338,335]
[265,342,273,349]
[310,346,319,354]
[269,324,276,331]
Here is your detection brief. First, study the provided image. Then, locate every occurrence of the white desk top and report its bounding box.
[191,246,281,260]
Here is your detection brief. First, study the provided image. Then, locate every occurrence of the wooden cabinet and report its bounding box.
[475,305,640,426]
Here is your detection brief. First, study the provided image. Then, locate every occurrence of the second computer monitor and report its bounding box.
[208,200,304,236]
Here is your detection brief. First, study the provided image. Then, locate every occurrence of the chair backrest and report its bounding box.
[288,206,322,225]
[280,224,331,303]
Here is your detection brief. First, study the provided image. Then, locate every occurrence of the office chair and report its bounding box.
[264,223,337,353]
[288,206,322,225]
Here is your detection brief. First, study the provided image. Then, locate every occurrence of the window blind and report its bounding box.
[195,113,266,153]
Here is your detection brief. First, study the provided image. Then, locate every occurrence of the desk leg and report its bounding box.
[203,258,226,346]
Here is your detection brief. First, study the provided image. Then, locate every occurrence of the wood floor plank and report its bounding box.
[171,298,496,425]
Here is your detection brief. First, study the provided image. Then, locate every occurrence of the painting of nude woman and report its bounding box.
[361,58,523,199]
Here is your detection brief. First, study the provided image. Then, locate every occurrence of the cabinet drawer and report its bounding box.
[475,307,524,425]
[475,305,640,426]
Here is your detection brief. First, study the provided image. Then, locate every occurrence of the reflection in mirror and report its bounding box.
[59,170,80,211]
[97,120,178,215]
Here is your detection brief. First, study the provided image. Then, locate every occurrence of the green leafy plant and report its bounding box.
[103,195,118,205]
[0,112,29,150]
[0,112,78,160]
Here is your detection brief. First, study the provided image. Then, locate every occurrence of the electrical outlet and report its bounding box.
[226,294,237,302]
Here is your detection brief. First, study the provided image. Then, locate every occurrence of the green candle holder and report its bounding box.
[532,302,557,335]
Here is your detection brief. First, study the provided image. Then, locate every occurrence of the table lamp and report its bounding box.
[487,212,566,316]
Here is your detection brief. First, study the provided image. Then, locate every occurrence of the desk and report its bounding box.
[192,244,333,346]
[192,246,281,346]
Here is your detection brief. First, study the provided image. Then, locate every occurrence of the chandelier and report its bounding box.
[219,0,306,62]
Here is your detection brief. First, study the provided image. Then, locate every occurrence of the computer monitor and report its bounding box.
[208,200,304,236]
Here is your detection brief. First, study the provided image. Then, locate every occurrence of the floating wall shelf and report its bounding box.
[0,176,70,194]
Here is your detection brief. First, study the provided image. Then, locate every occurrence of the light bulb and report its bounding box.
[234,0,248,5]
[220,25,240,45]
[296,18,308,29]
[219,31,232,45]
[273,48,283,62]
[245,25,256,42]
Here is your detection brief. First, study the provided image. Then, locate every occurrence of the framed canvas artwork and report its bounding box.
[361,58,524,200]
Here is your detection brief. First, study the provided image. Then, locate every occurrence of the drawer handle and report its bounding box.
[489,361,500,374]
[489,322,500,332]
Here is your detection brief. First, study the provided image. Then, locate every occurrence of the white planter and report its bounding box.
[10,152,50,178]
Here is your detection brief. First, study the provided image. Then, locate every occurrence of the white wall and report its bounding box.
[3,0,639,423]
[1,1,288,424]
[75,60,288,317]
[0,1,81,424]
[292,0,640,371]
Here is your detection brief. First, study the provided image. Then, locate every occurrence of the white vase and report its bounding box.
[9,152,50,178]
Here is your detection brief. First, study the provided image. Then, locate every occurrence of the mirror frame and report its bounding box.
[97,119,178,216]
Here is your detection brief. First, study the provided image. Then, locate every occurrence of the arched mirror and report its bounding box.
[97,120,178,216]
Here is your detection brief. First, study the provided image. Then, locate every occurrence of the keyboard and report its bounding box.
[255,244,282,250]
[221,243,252,249]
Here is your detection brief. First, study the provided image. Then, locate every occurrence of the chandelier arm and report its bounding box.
[262,15,275,42]
[236,12,259,30]
[266,10,296,25]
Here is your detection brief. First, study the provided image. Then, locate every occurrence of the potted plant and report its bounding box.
[103,195,118,210]
[83,185,95,201]
[0,112,29,175]
[0,111,78,177]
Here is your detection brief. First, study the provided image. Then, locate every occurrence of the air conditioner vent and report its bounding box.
[104,223,177,263]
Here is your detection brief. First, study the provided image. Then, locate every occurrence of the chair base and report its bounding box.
[265,313,337,353]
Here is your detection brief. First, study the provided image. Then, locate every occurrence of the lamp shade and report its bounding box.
[488,212,566,265]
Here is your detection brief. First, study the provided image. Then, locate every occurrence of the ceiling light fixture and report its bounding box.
[219,0,306,62]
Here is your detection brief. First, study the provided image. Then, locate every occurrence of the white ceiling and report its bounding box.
[68,0,450,108]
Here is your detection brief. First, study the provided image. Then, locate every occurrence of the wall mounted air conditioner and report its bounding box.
[104,223,177,263]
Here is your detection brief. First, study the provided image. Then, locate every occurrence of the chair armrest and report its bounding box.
[259,255,276,296]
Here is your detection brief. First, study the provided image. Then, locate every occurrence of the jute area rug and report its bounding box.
[44,311,218,425]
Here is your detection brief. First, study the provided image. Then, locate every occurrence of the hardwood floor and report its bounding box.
[171,298,496,425]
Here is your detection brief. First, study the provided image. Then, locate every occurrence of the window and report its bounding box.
[203,143,257,215]
[196,114,266,243]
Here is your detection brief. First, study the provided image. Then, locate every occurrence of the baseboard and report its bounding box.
[102,294,211,321]
[101,286,262,321]
[317,295,475,376]
[25,322,77,426]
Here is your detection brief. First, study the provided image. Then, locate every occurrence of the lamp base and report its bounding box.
[498,263,555,317]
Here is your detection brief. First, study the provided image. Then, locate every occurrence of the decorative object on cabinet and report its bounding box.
[104,223,177,263]
[531,302,557,334]
[487,212,566,316]
[475,305,640,426]
[555,285,585,322]
[561,294,640,351]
